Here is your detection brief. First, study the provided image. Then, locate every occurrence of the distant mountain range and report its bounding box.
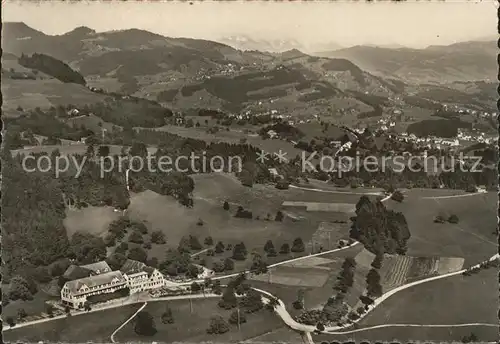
[316,41,497,83]
[218,35,343,54]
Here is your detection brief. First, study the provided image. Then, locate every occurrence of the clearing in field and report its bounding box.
[127,174,320,262]
[2,78,106,113]
[309,221,350,250]
[64,205,121,238]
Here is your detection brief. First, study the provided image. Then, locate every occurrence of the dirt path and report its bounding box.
[110,302,148,343]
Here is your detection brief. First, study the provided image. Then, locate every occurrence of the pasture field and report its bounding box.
[128,173,366,261]
[314,325,499,343]
[11,144,158,157]
[360,268,498,326]
[5,298,284,343]
[295,122,346,141]
[404,257,439,281]
[273,246,369,310]
[310,221,351,251]
[64,113,118,133]
[2,78,106,113]
[436,257,465,275]
[293,180,384,195]
[63,206,121,238]
[86,77,124,93]
[379,256,413,290]
[401,187,470,199]
[127,188,316,263]
[282,201,356,213]
[2,290,58,321]
[245,326,304,343]
[250,266,331,288]
[357,249,465,291]
[153,124,303,157]
[384,191,497,264]
[114,298,284,343]
[4,303,142,343]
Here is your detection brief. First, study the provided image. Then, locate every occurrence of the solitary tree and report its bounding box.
[206,315,230,334]
[275,211,284,222]
[223,201,230,211]
[204,236,214,246]
[128,230,144,244]
[240,289,263,313]
[191,282,201,293]
[215,241,225,254]
[279,243,290,254]
[224,258,235,271]
[291,237,305,252]
[391,190,404,202]
[134,311,157,336]
[151,230,166,244]
[84,302,92,312]
[366,268,383,298]
[98,145,110,157]
[229,309,247,325]
[161,306,174,324]
[6,317,15,327]
[218,288,238,309]
[434,215,446,224]
[264,240,275,253]
[17,308,27,320]
[448,214,459,224]
[462,332,478,343]
[371,253,384,269]
[232,242,248,260]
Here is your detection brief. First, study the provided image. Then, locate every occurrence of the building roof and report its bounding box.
[81,261,112,275]
[63,265,93,281]
[120,259,154,276]
[65,271,126,295]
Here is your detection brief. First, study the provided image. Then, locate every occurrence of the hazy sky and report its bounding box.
[3,1,497,49]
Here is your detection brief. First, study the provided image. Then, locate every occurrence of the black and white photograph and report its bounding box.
[1,1,498,343]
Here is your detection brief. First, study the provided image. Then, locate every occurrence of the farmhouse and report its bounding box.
[61,259,164,308]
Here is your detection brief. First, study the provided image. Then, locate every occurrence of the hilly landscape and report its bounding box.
[2,22,398,117]
[2,22,496,130]
[2,22,496,129]
[317,40,497,83]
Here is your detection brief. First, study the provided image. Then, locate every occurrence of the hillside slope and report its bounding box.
[3,22,400,116]
[317,41,496,83]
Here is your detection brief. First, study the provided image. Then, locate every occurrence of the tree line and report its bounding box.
[19,53,86,85]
